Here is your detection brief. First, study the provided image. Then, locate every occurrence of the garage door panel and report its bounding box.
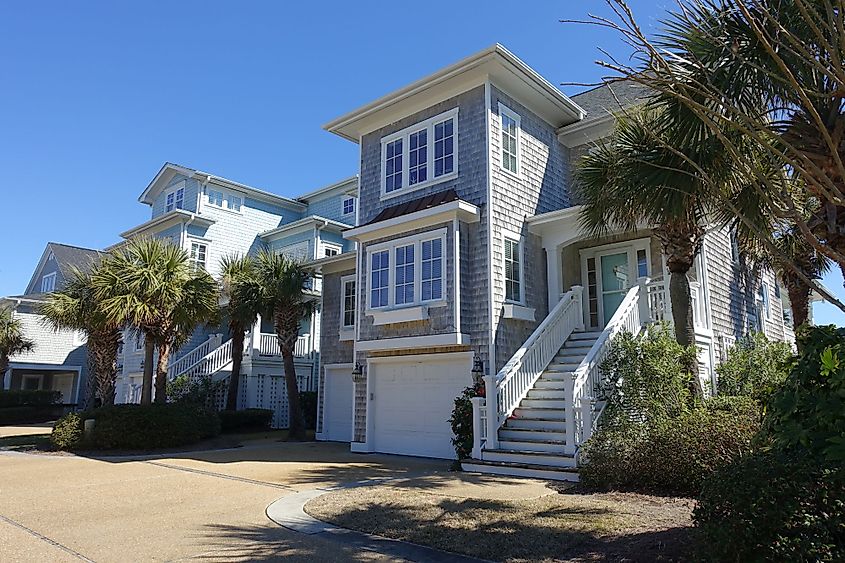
[371,355,471,459]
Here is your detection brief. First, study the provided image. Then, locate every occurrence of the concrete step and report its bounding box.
[512,407,567,420]
[461,460,580,482]
[519,398,568,409]
[498,439,568,453]
[527,388,566,399]
[498,428,568,442]
[482,449,577,468]
[533,379,567,390]
[505,418,568,431]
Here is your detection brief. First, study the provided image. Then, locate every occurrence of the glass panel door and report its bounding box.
[600,252,630,325]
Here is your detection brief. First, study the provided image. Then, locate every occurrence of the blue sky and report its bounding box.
[1,1,843,325]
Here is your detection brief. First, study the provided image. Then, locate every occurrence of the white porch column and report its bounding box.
[483,375,498,450]
[2,367,10,390]
[250,315,262,357]
[545,245,563,312]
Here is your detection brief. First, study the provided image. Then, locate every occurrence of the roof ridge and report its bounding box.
[47,242,101,253]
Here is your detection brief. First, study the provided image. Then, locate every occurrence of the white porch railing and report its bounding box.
[176,339,241,382]
[482,285,584,450]
[258,333,313,358]
[646,276,706,329]
[166,334,223,380]
[567,283,643,453]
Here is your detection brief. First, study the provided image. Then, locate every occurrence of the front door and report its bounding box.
[599,252,630,325]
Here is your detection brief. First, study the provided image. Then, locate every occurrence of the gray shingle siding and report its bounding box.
[316,269,355,434]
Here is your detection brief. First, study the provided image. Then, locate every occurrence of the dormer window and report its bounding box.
[343,196,355,216]
[41,272,56,293]
[165,185,185,212]
[381,108,458,199]
[207,188,243,212]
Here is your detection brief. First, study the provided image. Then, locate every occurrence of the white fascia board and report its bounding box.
[556,114,617,148]
[295,176,359,203]
[324,44,583,142]
[138,163,196,204]
[311,251,356,274]
[260,215,351,242]
[119,210,215,240]
[344,200,479,243]
[355,332,471,352]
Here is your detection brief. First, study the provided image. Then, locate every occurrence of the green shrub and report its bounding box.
[580,399,760,496]
[763,325,845,462]
[50,404,220,451]
[168,375,225,408]
[218,408,273,433]
[449,380,484,460]
[300,391,318,430]
[716,332,793,401]
[695,451,845,562]
[50,411,85,449]
[0,390,61,408]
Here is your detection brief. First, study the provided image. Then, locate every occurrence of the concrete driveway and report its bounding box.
[0,439,454,562]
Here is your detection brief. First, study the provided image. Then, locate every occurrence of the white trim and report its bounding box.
[370,306,431,326]
[364,228,447,315]
[320,363,355,443]
[502,303,535,321]
[501,228,525,305]
[344,199,479,243]
[498,103,521,176]
[556,113,617,148]
[260,215,350,242]
[204,185,244,214]
[340,274,356,333]
[485,79,496,377]
[20,373,44,391]
[164,181,186,213]
[356,332,471,352]
[380,108,459,201]
[366,350,474,365]
[580,237,651,329]
[320,241,343,258]
[342,196,356,217]
[120,209,215,240]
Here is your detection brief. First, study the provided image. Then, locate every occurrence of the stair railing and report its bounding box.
[483,285,584,450]
[566,282,644,453]
[166,334,222,380]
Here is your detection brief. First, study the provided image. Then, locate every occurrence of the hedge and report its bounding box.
[218,408,273,433]
[0,390,61,408]
[51,404,220,451]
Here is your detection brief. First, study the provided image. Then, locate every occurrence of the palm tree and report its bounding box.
[95,238,219,404]
[40,267,123,407]
[220,254,261,411]
[254,249,314,440]
[0,306,34,390]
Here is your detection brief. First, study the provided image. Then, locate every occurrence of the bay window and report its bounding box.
[381,108,458,198]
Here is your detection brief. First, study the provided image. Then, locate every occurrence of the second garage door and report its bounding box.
[370,353,472,459]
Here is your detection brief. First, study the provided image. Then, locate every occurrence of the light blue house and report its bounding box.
[114,163,358,427]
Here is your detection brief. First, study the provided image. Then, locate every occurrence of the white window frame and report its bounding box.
[340,274,356,333]
[205,186,243,214]
[189,241,208,271]
[380,108,459,201]
[321,241,343,258]
[498,103,521,176]
[760,283,771,320]
[365,228,447,313]
[40,272,56,293]
[165,182,186,213]
[502,229,525,305]
[135,334,144,352]
[342,196,355,216]
[22,374,43,391]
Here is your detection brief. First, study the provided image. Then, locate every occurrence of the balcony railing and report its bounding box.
[645,276,706,329]
[257,333,313,358]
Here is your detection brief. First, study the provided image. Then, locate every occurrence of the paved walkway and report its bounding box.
[0,422,54,438]
[0,439,550,562]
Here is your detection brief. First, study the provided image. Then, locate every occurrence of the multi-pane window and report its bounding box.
[394,244,415,305]
[207,189,242,212]
[636,249,648,278]
[227,194,242,211]
[41,273,56,293]
[343,197,355,216]
[434,118,454,177]
[323,243,341,258]
[385,139,403,193]
[135,334,144,351]
[208,189,224,207]
[408,130,428,186]
[166,187,185,212]
[382,109,457,196]
[421,238,443,301]
[500,106,520,174]
[342,279,356,328]
[586,257,598,327]
[370,250,390,308]
[190,242,207,270]
[504,237,522,303]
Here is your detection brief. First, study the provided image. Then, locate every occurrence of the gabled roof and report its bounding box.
[324,44,585,142]
[296,176,359,204]
[138,162,306,212]
[569,80,651,118]
[24,242,101,295]
[119,209,216,240]
[259,215,352,242]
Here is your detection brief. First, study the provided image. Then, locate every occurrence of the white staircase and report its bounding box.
[464,283,646,482]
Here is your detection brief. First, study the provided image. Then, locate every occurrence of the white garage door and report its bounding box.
[323,365,353,442]
[371,353,472,459]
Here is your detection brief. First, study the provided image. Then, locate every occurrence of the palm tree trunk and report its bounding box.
[668,269,704,400]
[783,273,811,330]
[95,332,120,407]
[281,346,305,440]
[154,342,170,404]
[84,340,101,410]
[225,328,245,411]
[141,336,155,405]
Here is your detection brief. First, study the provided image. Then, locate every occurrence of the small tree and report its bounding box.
[40,267,123,407]
[0,306,34,388]
[220,254,261,411]
[254,250,314,440]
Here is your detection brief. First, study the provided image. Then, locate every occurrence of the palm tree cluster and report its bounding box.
[38,239,313,437]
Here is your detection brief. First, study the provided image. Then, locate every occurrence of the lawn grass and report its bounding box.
[306,484,694,562]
